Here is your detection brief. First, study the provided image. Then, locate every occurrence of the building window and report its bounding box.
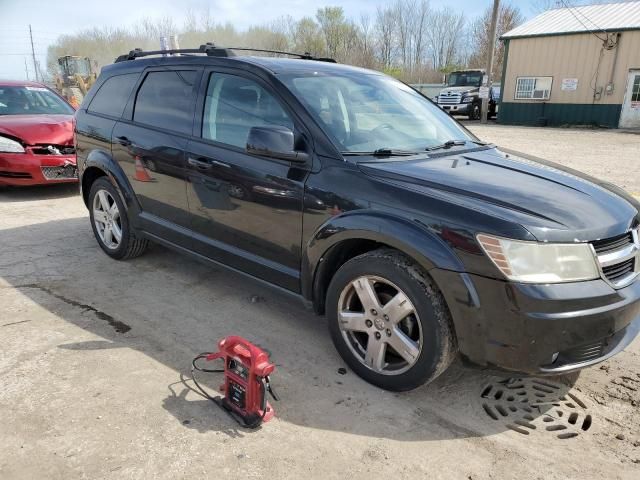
[515,77,552,100]
[632,74,640,102]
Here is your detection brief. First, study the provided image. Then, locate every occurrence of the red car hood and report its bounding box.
[0,114,74,146]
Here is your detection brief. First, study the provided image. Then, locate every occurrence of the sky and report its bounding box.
[0,0,540,81]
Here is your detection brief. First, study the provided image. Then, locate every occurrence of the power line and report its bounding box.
[559,0,608,42]
[566,1,608,32]
[0,53,48,56]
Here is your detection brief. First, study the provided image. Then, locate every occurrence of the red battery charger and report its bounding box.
[191,336,278,429]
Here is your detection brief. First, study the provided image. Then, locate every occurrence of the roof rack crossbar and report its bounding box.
[223,47,336,62]
[114,43,336,63]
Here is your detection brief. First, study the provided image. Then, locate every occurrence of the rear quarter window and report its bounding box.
[87,73,139,118]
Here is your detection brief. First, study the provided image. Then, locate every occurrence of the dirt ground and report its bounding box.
[1,124,639,480]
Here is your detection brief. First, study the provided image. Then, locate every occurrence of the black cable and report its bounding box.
[559,0,608,42]
[190,352,224,402]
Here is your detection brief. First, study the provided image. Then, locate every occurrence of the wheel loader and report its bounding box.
[54,56,96,108]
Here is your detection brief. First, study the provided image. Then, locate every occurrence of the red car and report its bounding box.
[0,80,77,186]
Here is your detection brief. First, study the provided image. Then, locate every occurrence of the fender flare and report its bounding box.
[82,150,141,225]
[301,210,465,306]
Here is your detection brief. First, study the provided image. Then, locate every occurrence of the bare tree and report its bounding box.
[46,2,524,84]
[394,0,411,70]
[375,5,396,69]
[411,0,430,71]
[468,4,524,78]
[293,16,324,55]
[358,14,376,68]
[426,7,466,71]
[316,6,346,59]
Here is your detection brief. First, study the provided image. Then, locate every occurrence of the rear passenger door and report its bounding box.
[186,69,311,291]
[112,67,202,245]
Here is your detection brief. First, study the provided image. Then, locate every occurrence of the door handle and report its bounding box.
[116,135,132,147]
[211,159,231,168]
[188,157,213,170]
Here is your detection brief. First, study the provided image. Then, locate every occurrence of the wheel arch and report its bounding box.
[81,150,141,221]
[302,211,464,314]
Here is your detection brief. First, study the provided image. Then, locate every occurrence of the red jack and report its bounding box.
[192,336,277,429]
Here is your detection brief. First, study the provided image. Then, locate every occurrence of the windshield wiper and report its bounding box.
[425,139,490,152]
[343,148,419,157]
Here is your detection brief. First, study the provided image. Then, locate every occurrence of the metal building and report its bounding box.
[499,1,640,128]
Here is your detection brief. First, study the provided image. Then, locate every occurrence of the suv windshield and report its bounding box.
[281,73,473,153]
[446,72,483,87]
[0,85,74,115]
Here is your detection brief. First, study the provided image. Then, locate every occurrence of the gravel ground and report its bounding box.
[0,124,639,479]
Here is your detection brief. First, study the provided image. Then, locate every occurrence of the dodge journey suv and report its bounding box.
[75,44,640,391]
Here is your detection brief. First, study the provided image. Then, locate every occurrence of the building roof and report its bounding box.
[502,1,640,39]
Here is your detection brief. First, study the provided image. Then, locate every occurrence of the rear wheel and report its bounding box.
[88,177,148,260]
[326,249,457,391]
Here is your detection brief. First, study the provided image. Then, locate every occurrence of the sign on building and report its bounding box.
[561,78,579,91]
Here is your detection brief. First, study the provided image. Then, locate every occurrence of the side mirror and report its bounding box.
[246,126,308,163]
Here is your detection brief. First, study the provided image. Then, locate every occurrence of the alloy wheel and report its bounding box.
[337,275,423,375]
[92,189,122,250]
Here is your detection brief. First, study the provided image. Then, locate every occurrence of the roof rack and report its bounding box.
[114,43,336,63]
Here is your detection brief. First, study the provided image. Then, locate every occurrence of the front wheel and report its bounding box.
[469,103,481,120]
[326,249,457,391]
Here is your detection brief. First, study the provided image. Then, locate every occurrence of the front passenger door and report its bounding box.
[186,70,310,291]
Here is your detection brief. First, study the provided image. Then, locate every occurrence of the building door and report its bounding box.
[619,69,640,128]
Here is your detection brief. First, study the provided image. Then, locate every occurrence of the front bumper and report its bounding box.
[438,103,472,114]
[0,152,77,186]
[431,269,640,375]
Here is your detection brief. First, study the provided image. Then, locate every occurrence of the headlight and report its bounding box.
[0,135,25,153]
[477,234,599,283]
[462,96,475,103]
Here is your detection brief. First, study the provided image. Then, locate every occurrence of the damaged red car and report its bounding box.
[0,81,77,186]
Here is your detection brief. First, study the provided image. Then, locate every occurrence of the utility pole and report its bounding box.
[29,24,39,82]
[481,0,500,124]
[24,57,30,81]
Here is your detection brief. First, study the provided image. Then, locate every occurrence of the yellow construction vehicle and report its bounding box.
[54,55,96,108]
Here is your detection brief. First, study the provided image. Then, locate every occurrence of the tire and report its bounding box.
[88,177,148,260]
[468,103,481,120]
[326,248,457,391]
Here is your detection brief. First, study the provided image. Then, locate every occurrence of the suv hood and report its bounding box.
[0,114,74,146]
[359,147,640,242]
[439,86,478,94]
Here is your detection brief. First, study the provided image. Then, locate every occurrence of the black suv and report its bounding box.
[75,45,640,391]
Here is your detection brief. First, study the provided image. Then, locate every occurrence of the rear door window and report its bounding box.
[133,70,198,135]
[87,73,139,118]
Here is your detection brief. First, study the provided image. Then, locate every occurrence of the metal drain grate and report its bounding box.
[481,378,592,439]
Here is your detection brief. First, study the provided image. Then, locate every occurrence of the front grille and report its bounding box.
[591,229,639,288]
[41,165,77,180]
[0,170,32,179]
[592,232,633,254]
[602,258,635,282]
[559,339,606,364]
[437,92,462,105]
[31,145,75,155]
